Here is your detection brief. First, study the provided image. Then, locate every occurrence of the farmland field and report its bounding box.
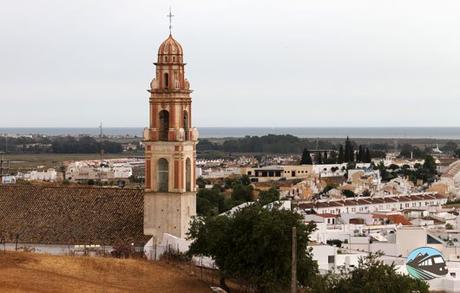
[3,153,140,171]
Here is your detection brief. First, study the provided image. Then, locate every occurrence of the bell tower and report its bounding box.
[143,32,198,241]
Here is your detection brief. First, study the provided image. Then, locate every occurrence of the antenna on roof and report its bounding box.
[167,7,175,35]
[99,122,104,166]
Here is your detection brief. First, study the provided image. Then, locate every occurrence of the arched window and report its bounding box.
[164,72,169,88]
[159,110,169,141]
[183,111,189,140]
[186,158,191,192]
[158,158,169,192]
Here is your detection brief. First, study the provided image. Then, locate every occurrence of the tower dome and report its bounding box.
[157,35,183,63]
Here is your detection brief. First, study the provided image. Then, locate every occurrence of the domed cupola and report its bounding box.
[157,35,184,64]
[151,33,189,92]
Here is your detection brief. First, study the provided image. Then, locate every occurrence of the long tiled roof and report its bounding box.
[0,185,150,245]
[298,193,446,210]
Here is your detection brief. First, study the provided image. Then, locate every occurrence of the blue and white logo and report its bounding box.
[406,247,448,280]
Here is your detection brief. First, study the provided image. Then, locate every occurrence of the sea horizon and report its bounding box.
[1,127,460,139]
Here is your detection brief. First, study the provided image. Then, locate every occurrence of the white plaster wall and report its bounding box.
[144,192,195,241]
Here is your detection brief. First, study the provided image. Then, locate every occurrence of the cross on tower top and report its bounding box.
[167,8,174,35]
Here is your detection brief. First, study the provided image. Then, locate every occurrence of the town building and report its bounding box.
[16,168,59,182]
[441,160,460,198]
[299,192,448,215]
[65,159,139,183]
[241,164,314,182]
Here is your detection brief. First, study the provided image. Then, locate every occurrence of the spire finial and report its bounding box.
[167,7,174,35]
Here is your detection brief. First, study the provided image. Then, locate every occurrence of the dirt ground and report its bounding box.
[0,252,210,293]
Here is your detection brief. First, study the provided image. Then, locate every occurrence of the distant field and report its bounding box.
[0,252,209,292]
[3,153,140,171]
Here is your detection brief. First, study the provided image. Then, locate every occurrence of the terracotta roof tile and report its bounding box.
[373,214,411,225]
[0,185,149,245]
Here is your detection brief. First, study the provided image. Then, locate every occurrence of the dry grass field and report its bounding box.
[0,252,210,293]
[5,153,134,170]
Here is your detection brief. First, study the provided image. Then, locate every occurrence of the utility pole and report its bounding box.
[99,122,104,163]
[291,226,297,293]
[0,152,3,183]
[98,122,104,183]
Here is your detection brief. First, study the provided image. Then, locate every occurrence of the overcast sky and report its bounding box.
[1,0,460,127]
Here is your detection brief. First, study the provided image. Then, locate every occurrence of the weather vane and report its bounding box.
[167,7,174,35]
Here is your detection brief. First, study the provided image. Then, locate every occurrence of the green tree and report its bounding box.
[313,253,429,293]
[399,144,426,159]
[344,137,355,163]
[225,175,251,189]
[224,177,239,189]
[196,195,218,216]
[442,141,458,153]
[338,145,344,164]
[328,151,338,164]
[231,183,253,203]
[362,189,371,197]
[258,187,280,205]
[362,147,371,163]
[377,161,391,182]
[342,189,356,198]
[388,164,399,171]
[300,148,313,164]
[196,185,244,216]
[240,174,251,186]
[188,204,318,292]
[323,183,338,194]
[196,176,207,189]
[317,152,323,164]
[196,188,222,216]
[423,155,437,175]
[346,161,356,170]
[357,145,364,162]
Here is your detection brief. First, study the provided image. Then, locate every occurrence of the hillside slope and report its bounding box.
[0,252,209,292]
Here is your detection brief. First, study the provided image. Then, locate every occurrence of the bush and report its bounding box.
[326,239,343,248]
[111,244,136,258]
[312,253,429,293]
[258,187,280,205]
[342,189,356,198]
[161,247,191,262]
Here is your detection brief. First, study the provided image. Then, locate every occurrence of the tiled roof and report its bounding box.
[298,193,446,210]
[317,213,338,218]
[0,185,150,245]
[373,214,411,225]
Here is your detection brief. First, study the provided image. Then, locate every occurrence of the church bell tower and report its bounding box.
[143,32,198,241]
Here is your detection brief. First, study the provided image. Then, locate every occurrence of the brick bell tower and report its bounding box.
[143,32,198,241]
